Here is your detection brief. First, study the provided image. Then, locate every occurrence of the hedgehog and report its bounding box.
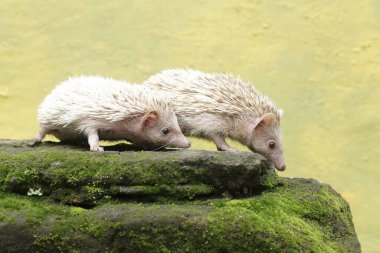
[143,69,286,171]
[34,75,191,151]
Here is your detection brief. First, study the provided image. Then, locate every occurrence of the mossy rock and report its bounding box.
[0,140,360,252]
[0,140,278,206]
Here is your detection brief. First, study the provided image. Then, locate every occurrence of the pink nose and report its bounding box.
[277,164,286,171]
[186,141,191,148]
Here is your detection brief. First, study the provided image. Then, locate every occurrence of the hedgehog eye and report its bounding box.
[162,128,170,135]
[269,141,275,149]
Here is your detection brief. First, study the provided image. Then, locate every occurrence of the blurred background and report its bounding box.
[0,1,379,251]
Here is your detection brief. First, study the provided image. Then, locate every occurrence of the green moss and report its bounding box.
[171,184,214,199]
[114,184,214,201]
[0,179,359,253]
[203,178,357,252]
[70,206,87,216]
[0,141,360,252]
[0,142,278,205]
[0,192,70,227]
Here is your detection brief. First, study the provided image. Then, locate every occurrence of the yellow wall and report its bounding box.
[1,1,379,251]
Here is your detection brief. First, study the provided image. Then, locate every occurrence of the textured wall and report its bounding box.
[0,1,379,251]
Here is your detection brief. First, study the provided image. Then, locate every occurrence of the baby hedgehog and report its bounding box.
[35,75,191,151]
[144,69,285,171]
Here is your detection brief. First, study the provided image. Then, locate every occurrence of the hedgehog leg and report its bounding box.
[31,124,50,146]
[86,129,104,152]
[210,134,233,151]
[34,127,47,143]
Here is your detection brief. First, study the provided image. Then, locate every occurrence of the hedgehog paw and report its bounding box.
[90,146,104,152]
[226,148,240,153]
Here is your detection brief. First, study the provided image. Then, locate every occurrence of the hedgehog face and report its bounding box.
[138,111,191,150]
[248,113,286,171]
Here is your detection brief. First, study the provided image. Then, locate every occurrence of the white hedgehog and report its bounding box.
[143,69,286,171]
[35,75,191,151]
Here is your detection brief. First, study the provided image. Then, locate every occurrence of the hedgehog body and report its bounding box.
[35,75,190,151]
[144,69,285,170]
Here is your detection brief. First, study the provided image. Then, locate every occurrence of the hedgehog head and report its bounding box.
[135,111,191,150]
[248,113,286,171]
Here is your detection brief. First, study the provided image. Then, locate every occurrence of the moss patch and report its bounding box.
[0,140,279,206]
[0,140,360,252]
[0,180,360,252]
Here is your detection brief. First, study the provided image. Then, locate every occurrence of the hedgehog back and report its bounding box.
[144,69,281,120]
[38,76,172,126]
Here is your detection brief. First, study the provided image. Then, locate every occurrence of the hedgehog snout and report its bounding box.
[179,139,191,149]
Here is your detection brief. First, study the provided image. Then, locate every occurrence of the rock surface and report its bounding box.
[0,140,360,252]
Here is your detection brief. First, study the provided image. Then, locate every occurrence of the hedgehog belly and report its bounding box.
[177,113,231,138]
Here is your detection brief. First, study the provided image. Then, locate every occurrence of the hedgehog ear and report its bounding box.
[142,111,159,128]
[278,109,284,117]
[253,113,277,130]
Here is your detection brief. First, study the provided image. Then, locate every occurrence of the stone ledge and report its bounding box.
[0,140,278,206]
[0,140,360,252]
